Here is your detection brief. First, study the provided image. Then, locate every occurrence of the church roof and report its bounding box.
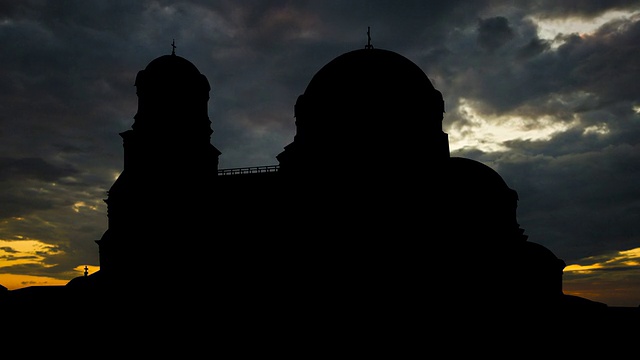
[291,47,444,148]
[446,156,511,195]
[134,53,210,95]
[303,48,436,99]
[142,54,202,78]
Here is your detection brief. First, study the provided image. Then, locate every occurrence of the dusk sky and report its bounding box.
[1,1,639,307]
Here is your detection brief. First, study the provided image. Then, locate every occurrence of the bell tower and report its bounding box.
[96,45,220,286]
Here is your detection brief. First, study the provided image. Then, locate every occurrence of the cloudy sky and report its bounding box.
[1,0,639,307]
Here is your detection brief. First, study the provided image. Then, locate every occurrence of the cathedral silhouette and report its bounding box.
[3,38,638,331]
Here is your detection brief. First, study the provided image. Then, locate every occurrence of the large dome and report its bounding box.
[304,48,436,98]
[295,48,443,129]
[278,47,449,173]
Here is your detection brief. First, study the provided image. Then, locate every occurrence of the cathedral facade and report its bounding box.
[89,43,574,318]
[5,41,622,332]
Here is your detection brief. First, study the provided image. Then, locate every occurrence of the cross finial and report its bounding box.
[171,39,176,55]
[365,26,373,49]
[84,265,89,276]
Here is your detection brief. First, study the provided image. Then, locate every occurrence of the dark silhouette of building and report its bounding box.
[95,51,220,292]
[3,40,638,334]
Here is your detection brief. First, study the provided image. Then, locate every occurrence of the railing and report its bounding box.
[217,165,280,176]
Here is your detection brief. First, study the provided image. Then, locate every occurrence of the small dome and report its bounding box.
[522,241,565,268]
[444,156,520,235]
[143,54,201,78]
[134,54,209,92]
[131,53,212,135]
[446,157,511,194]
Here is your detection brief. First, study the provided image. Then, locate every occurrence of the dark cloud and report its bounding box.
[516,37,551,59]
[433,10,640,127]
[0,247,18,254]
[477,16,515,52]
[490,133,640,260]
[0,157,77,182]
[566,18,640,104]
